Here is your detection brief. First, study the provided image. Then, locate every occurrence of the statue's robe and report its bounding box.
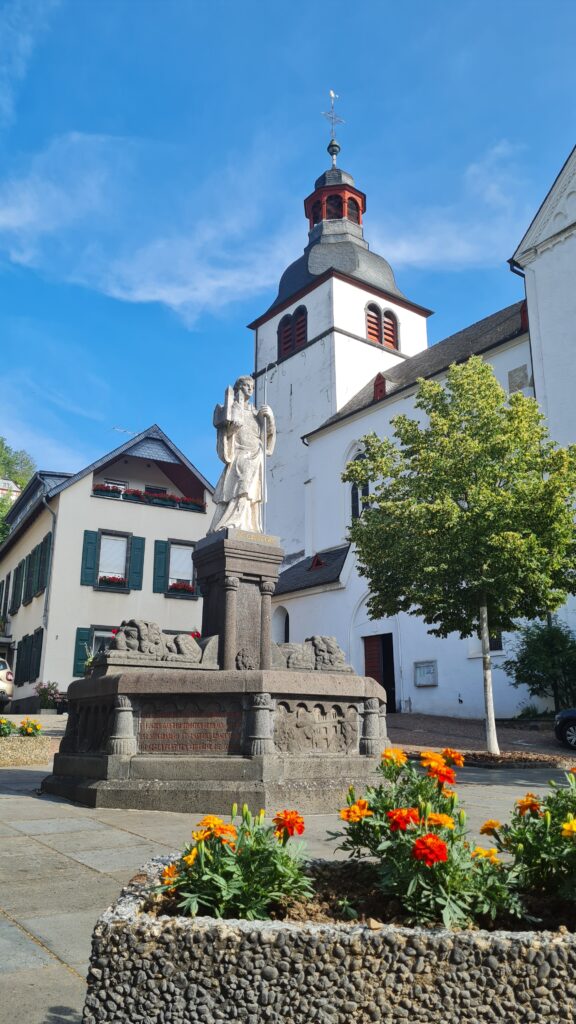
[209,400,275,533]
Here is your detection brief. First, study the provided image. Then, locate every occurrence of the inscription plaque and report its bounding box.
[139,709,243,754]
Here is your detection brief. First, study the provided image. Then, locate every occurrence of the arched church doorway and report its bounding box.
[272,606,290,644]
[351,596,398,712]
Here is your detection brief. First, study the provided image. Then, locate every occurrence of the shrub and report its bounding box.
[0,718,15,737]
[34,681,60,709]
[157,805,313,920]
[335,748,523,928]
[502,618,576,711]
[18,717,42,736]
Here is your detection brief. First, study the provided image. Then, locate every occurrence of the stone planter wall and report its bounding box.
[83,859,576,1024]
[0,735,53,766]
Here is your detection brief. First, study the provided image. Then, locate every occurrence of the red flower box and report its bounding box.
[93,483,122,495]
[168,581,195,594]
[98,576,128,587]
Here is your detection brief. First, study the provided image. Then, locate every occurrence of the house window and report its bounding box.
[92,629,115,656]
[383,311,398,349]
[347,198,360,224]
[350,454,370,520]
[99,534,128,583]
[105,478,128,491]
[169,543,194,589]
[277,307,308,360]
[154,539,196,597]
[366,304,382,344]
[145,485,167,495]
[326,194,343,219]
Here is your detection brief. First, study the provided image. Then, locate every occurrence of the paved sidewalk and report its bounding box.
[0,762,569,1024]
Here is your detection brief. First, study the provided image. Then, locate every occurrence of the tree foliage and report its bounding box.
[0,437,35,543]
[502,618,576,711]
[343,356,576,750]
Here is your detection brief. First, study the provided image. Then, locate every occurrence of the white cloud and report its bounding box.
[0,0,60,128]
[371,141,532,270]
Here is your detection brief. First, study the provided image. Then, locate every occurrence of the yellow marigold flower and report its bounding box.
[197,814,225,830]
[182,849,198,868]
[561,819,576,838]
[26,727,33,734]
[192,828,211,842]
[340,799,373,823]
[420,750,446,769]
[480,819,501,835]
[442,748,465,767]
[161,863,179,889]
[471,846,500,864]
[427,813,455,830]
[515,793,541,817]
[382,747,407,766]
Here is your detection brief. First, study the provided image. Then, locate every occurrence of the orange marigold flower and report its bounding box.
[212,823,238,845]
[561,819,576,838]
[197,815,225,830]
[412,833,448,867]
[273,809,305,838]
[480,819,501,835]
[420,750,446,769]
[515,793,541,817]
[161,863,179,889]
[471,846,500,864]
[339,799,373,823]
[428,765,457,786]
[441,787,457,799]
[192,828,211,842]
[382,747,407,766]
[182,848,198,868]
[427,812,455,830]
[387,807,420,832]
[442,748,465,767]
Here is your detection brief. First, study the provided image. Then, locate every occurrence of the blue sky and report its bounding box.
[1,0,575,486]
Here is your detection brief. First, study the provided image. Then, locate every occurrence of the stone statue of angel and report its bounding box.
[208,375,276,534]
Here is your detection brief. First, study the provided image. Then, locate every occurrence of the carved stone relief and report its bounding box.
[273,700,359,753]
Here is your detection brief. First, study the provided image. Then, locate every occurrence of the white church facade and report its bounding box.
[249,141,576,719]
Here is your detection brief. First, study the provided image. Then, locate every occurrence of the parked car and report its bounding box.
[554,708,576,749]
[0,658,14,709]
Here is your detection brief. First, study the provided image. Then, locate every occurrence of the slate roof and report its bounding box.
[275,544,350,596]
[306,300,527,439]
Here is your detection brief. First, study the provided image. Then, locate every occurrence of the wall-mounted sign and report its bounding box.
[414,660,438,687]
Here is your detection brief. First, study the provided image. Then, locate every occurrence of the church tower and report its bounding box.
[250,132,432,562]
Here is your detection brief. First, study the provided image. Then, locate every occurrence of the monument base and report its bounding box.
[41,668,388,814]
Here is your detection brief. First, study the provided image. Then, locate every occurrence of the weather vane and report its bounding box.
[322,90,344,167]
[322,90,344,140]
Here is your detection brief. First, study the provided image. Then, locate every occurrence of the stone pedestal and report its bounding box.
[193,530,284,671]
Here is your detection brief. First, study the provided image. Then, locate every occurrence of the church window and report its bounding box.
[347,198,360,224]
[326,194,343,220]
[366,304,382,344]
[350,454,370,520]
[277,307,308,359]
[383,311,398,349]
[311,200,322,225]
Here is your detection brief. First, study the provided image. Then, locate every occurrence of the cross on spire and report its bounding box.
[322,90,344,166]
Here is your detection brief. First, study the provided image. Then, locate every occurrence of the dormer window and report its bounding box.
[326,194,343,220]
[373,373,387,401]
[277,306,308,359]
[347,198,360,224]
[366,304,382,344]
[383,311,398,349]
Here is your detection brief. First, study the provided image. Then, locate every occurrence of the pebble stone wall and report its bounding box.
[83,859,576,1024]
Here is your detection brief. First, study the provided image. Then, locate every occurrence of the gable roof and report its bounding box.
[275,544,350,596]
[513,145,576,263]
[305,300,527,440]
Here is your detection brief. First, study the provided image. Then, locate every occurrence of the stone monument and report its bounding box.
[42,376,388,813]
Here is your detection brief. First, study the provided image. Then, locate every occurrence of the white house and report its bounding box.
[250,142,576,719]
[0,424,214,710]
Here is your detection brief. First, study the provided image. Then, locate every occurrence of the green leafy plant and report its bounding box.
[343,357,576,754]
[157,805,313,920]
[502,618,576,712]
[335,747,523,928]
[0,717,15,737]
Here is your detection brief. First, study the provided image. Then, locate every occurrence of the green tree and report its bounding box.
[0,438,35,542]
[502,617,576,712]
[343,356,576,754]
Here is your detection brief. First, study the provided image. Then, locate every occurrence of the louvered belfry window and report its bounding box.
[311,200,322,225]
[347,198,360,224]
[278,316,293,358]
[326,194,343,219]
[366,304,382,344]
[383,311,398,348]
[294,307,307,350]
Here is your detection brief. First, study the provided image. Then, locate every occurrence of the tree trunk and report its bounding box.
[546,611,561,712]
[479,598,500,755]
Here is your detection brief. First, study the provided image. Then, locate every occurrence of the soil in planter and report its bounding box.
[145,861,576,933]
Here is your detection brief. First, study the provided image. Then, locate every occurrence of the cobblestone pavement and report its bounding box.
[0,759,571,1024]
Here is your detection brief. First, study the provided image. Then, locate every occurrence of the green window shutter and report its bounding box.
[38,532,52,594]
[31,628,43,682]
[14,639,23,685]
[153,540,168,593]
[32,544,41,596]
[12,560,25,612]
[19,634,32,683]
[128,536,145,591]
[73,627,92,677]
[0,581,4,616]
[80,530,99,586]
[23,554,32,605]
